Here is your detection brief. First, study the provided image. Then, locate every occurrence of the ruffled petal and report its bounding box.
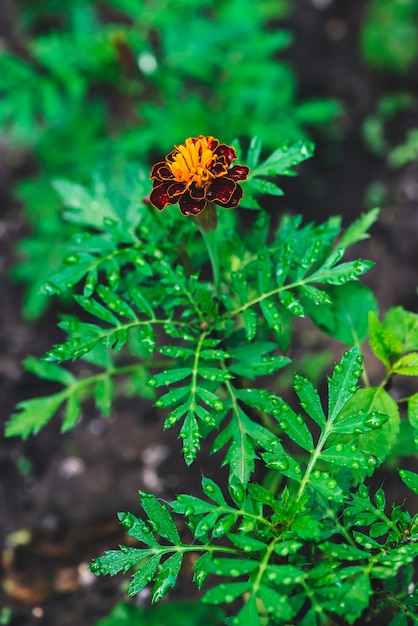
[216,184,243,208]
[150,161,173,180]
[228,165,250,181]
[167,182,186,198]
[206,177,236,204]
[215,144,237,164]
[179,192,207,216]
[189,183,206,200]
[149,182,177,211]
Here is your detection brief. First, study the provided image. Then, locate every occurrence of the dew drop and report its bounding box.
[64,253,80,265]
[334,363,344,374]
[327,479,337,489]
[364,413,388,429]
[279,420,289,431]
[213,399,224,411]
[269,455,289,471]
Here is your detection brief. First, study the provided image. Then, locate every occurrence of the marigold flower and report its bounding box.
[149,136,249,216]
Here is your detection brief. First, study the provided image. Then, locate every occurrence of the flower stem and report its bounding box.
[201,228,220,294]
[193,202,220,294]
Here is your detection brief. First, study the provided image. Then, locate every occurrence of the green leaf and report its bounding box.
[95,601,225,626]
[139,492,181,543]
[407,393,418,428]
[338,208,380,248]
[307,283,378,346]
[330,387,400,466]
[368,311,403,367]
[24,356,76,385]
[309,255,374,286]
[384,306,418,351]
[250,140,314,178]
[256,585,293,619]
[5,392,68,438]
[128,554,161,596]
[227,534,267,553]
[202,581,252,605]
[392,352,418,376]
[399,469,418,495]
[293,374,326,428]
[208,557,259,577]
[151,552,183,602]
[327,348,363,422]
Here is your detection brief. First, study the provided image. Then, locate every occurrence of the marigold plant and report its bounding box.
[5,136,418,625]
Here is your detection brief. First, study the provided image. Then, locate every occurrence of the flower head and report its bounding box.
[149,136,249,216]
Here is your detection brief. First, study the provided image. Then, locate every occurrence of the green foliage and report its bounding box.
[5,130,418,625]
[95,601,225,626]
[361,0,418,74]
[2,0,340,320]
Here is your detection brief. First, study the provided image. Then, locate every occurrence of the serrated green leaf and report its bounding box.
[327,348,363,421]
[117,512,160,547]
[399,469,418,495]
[151,552,183,603]
[202,581,252,605]
[319,542,371,561]
[329,387,400,465]
[180,410,202,465]
[5,391,68,438]
[392,352,418,375]
[256,585,292,619]
[338,208,380,248]
[24,356,76,385]
[310,257,374,286]
[227,534,267,553]
[247,177,284,196]
[201,477,228,507]
[407,393,418,428]
[369,311,403,367]
[270,396,313,451]
[308,282,378,346]
[293,374,326,428]
[91,547,154,577]
[150,368,191,387]
[62,392,81,431]
[139,492,181,544]
[246,136,262,169]
[94,376,114,416]
[75,295,120,325]
[97,285,137,321]
[384,306,418,352]
[320,443,370,469]
[250,140,314,178]
[209,557,259,577]
[128,554,161,596]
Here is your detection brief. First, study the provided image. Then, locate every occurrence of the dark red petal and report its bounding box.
[150,161,173,180]
[210,162,228,176]
[207,137,219,151]
[179,192,207,216]
[189,183,206,200]
[167,182,186,198]
[215,144,237,164]
[206,177,236,204]
[149,183,177,211]
[228,164,250,181]
[215,184,243,209]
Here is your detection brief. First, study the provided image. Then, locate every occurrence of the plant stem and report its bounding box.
[201,227,220,294]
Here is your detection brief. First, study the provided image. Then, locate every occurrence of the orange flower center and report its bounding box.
[168,136,225,188]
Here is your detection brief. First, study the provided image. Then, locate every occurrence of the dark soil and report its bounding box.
[1,2,417,625]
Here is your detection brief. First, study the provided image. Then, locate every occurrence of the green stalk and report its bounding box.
[193,202,220,294]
